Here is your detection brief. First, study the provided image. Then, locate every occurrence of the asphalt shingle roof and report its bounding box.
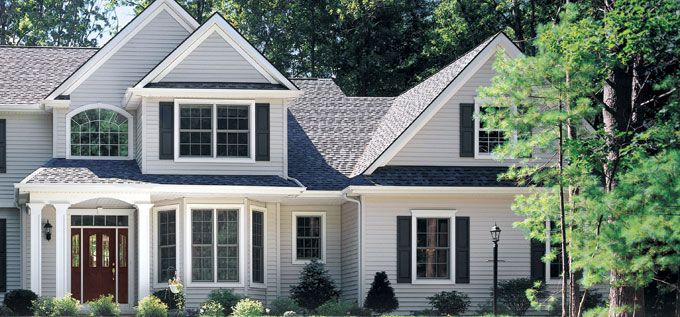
[27,159,299,187]
[361,166,514,187]
[0,47,96,104]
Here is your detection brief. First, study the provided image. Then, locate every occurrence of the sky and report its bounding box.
[99,5,136,44]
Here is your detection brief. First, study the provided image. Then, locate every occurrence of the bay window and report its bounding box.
[251,209,265,284]
[157,209,176,283]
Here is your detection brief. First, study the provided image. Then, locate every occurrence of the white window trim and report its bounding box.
[65,103,134,160]
[184,204,246,287]
[291,211,327,265]
[410,209,457,285]
[173,99,256,163]
[473,98,517,160]
[152,205,180,289]
[249,206,267,287]
[545,221,561,284]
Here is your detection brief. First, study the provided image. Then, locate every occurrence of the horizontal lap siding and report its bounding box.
[161,32,268,83]
[0,209,21,300]
[362,194,529,313]
[52,108,67,158]
[142,99,286,176]
[341,202,359,303]
[69,10,190,107]
[135,107,143,168]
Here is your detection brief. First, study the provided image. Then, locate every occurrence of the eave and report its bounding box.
[124,87,303,109]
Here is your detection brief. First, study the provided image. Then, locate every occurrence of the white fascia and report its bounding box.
[123,88,302,109]
[14,183,306,196]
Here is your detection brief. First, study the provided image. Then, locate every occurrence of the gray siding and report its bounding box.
[0,208,21,300]
[69,10,190,107]
[52,108,67,158]
[135,107,144,168]
[160,32,269,83]
[141,99,286,176]
[361,194,529,313]
[0,113,53,205]
[340,202,359,303]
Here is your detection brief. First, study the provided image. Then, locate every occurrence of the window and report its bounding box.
[548,221,562,280]
[189,207,242,284]
[411,210,456,284]
[292,212,326,263]
[251,210,264,284]
[176,100,255,160]
[69,107,130,157]
[158,210,176,283]
[477,105,507,155]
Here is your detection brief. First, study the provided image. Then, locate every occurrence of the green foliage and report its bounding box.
[32,294,81,317]
[268,297,301,315]
[0,305,12,316]
[427,291,470,316]
[152,289,184,310]
[315,300,353,316]
[198,300,224,317]
[495,278,545,316]
[363,271,399,314]
[4,289,37,316]
[207,289,242,316]
[88,294,120,316]
[231,298,264,317]
[136,295,168,317]
[583,306,609,317]
[289,259,340,311]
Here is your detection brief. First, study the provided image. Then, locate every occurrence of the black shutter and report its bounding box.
[455,217,470,283]
[159,102,174,160]
[460,103,475,157]
[396,216,412,283]
[255,104,270,161]
[0,219,6,292]
[530,238,546,282]
[0,119,6,173]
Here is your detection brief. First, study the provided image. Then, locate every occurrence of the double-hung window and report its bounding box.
[476,105,507,156]
[157,209,176,283]
[292,212,326,263]
[411,210,456,284]
[251,209,265,284]
[189,207,243,285]
[176,100,255,161]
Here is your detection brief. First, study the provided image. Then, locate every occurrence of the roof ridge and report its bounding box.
[0,45,98,49]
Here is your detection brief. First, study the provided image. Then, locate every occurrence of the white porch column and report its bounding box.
[27,203,45,296]
[52,203,70,298]
[135,203,154,300]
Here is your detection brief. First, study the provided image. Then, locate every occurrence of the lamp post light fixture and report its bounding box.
[490,223,501,315]
[43,220,53,241]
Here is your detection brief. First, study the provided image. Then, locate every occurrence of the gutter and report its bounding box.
[344,185,535,195]
[342,193,363,305]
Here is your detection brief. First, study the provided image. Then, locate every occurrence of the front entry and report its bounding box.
[71,215,129,304]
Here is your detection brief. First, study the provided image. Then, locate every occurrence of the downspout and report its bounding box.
[287,176,305,188]
[342,193,362,306]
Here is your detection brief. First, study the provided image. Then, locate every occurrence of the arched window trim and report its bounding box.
[65,103,134,160]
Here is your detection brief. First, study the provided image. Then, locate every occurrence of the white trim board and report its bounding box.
[363,33,522,174]
[291,211,327,265]
[152,205,181,289]
[410,209,457,285]
[134,13,298,91]
[249,205,267,288]
[45,0,199,100]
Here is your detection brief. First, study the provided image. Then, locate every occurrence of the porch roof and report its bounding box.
[24,159,299,187]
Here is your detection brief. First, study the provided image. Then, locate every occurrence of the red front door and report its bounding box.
[82,228,116,302]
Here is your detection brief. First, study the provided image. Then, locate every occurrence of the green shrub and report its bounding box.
[207,289,242,316]
[363,271,399,314]
[231,298,264,317]
[88,294,120,316]
[269,297,301,315]
[316,300,353,316]
[290,259,340,311]
[409,309,438,316]
[282,311,297,317]
[0,305,12,316]
[136,295,168,317]
[583,307,608,317]
[198,300,224,317]
[153,289,185,310]
[495,278,545,316]
[427,291,470,316]
[32,294,81,317]
[4,289,38,315]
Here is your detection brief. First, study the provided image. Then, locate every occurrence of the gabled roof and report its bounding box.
[44,0,199,100]
[0,47,96,105]
[135,13,298,90]
[352,33,522,176]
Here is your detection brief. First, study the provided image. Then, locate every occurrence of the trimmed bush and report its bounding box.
[290,259,340,311]
[0,305,12,316]
[316,300,353,316]
[207,289,242,316]
[427,291,470,316]
[4,289,37,316]
[153,289,185,310]
[198,300,224,317]
[32,294,81,317]
[363,271,399,314]
[269,297,300,315]
[231,298,264,317]
[495,278,543,316]
[88,294,120,316]
[136,295,168,317]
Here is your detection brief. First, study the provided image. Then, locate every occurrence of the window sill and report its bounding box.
[186,281,244,288]
[173,157,256,163]
[249,282,267,289]
[546,278,561,285]
[292,259,326,265]
[474,153,497,160]
[411,279,456,285]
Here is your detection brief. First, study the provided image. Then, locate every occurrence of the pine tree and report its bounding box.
[290,259,340,311]
[363,271,399,314]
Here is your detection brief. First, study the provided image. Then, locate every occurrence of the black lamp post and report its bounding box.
[490,224,501,315]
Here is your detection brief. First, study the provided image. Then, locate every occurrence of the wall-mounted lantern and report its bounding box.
[43,221,53,241]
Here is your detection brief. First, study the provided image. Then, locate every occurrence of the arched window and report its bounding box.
[70,108,129,157]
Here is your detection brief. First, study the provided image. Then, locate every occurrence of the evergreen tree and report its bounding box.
[363,271,399,314]
[290,259,340,312]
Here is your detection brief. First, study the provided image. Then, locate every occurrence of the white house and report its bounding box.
[0,0,561,313]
